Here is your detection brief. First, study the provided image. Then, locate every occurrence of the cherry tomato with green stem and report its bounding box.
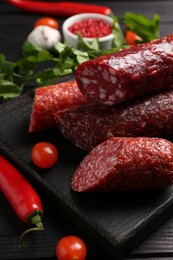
[125,30,143,45]
[56,235,87,260]
[31,142,58,169]
[34,17,59,29]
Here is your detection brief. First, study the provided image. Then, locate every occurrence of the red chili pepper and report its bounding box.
[0,155,44,248]
[6,0,112,16]
[125,30,143,46]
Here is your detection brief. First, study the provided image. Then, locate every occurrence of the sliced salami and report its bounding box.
[55,88,173,151]
[76,34,173,105]
[71,137,173,192]
[29,80,87,132]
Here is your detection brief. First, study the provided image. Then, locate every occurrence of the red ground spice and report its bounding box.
[68,18,112,38]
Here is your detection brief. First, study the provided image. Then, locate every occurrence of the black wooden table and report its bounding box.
[1,1,173,259]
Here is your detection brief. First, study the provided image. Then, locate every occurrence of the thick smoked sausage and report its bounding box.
[29,81,87,132]
[55,88,173,151]
[75,34,173,105]
[71,137,173,192]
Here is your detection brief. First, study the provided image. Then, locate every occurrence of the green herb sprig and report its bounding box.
[124,12,160,41]
[0,12,160,101]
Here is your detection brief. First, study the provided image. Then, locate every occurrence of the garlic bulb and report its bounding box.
[27,25,61,50]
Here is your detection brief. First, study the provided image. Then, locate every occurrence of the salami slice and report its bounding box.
[71,137,173,192]
[29,80,87,132]
[76,34,173,105]
[55,88,173,151]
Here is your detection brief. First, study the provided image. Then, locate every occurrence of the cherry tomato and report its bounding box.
[31,142,58,169]
[34,17,59,29]
[125,30,143,45]
[56,235,87,260]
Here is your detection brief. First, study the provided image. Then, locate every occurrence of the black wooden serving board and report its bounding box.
[1,91,173,259]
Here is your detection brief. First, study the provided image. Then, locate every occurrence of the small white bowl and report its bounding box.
[62,13,114,50]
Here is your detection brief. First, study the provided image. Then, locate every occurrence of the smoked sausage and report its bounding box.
[75,34,173,105]
[29,80,87,132]
[71,137,173,192]
[55,88,173,151]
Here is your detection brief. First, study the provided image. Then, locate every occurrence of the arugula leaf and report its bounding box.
[0,54,14,82]
[73,49,89,65]
[77,34,100,51]
[55,41,89,71]
[110,14,127,47]
[54,41,67,53]
[34,42,89,86]
[22,41,53,61]
[16,42,53,75]
[124,12,160,42]
[35,68,59,85]
[0,80,22,100]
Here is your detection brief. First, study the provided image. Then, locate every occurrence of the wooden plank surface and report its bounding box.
[1,91,173,260]
[1,1,173,259]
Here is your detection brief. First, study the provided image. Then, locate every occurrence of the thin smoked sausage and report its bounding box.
[71,137,173,192]
[55,88,173,151]
[29,81,87,132]
[75,34,173,105]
